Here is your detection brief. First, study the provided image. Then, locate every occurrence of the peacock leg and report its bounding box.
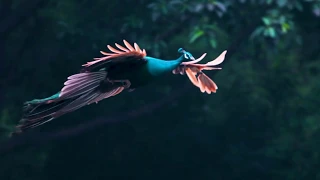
[105,78,131,89]
[111,79,131,88]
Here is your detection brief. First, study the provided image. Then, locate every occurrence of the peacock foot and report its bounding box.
[112,79,131,88]
[105,78,131,89]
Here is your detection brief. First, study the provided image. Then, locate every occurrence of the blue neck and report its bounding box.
[145,55,184,76]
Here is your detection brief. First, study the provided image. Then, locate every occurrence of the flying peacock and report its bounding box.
[13,40,227,135]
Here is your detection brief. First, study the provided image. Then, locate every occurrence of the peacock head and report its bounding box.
[178,48,195,61]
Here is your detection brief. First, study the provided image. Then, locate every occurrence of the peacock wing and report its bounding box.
[81,40,148,72]
[172,50,227,94]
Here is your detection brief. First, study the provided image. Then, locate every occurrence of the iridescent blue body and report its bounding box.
[107,55,185,88]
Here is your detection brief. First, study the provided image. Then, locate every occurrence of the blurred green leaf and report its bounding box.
[277,0,287,7]
[189,29,204,43]
[281,23,290,33]
[266,0,273,5]
[209,38,217,48]
[250,26,265,39]
[268,27,276,38]
[262,17,271,25]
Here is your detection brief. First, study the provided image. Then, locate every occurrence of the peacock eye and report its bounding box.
[184,54,190,59]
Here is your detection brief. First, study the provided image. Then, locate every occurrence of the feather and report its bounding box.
[115,43,129,52]
[134,43,142,52]
[123,40,135,51]
[60,91,101,113]
[198,73,217,93]
[60,71,107,99]
[172,50,227,94]
[22,100,67,119]
[181,50,226,69]
[64,72,106,85]
[181,53,207,65]
[87,86,125,105]
[26,117,54,129]
[81,40,147,69]
[100,51,114,56]
[13,98,74,134]
[107,45,124,54]
[185,68,199,87]
[205,50,227,66]
[14,76,129,135]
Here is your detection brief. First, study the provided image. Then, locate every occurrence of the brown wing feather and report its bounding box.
[82,40,147,71]
[172,50,227,94]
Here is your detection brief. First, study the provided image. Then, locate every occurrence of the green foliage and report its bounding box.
[251,10,295,39]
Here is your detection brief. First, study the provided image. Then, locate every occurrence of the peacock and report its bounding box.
[13,40,227,135]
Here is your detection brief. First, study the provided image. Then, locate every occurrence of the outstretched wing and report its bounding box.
[172,50,227,94]
[81,39,147,72]
[12,40,148,135]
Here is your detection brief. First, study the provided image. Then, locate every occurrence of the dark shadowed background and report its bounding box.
[1,0,320,179]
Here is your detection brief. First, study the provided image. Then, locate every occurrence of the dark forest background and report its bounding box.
[1,0,320,179]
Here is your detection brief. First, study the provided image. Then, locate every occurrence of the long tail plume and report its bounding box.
[172,50,227,94]
[12,71,109,136]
